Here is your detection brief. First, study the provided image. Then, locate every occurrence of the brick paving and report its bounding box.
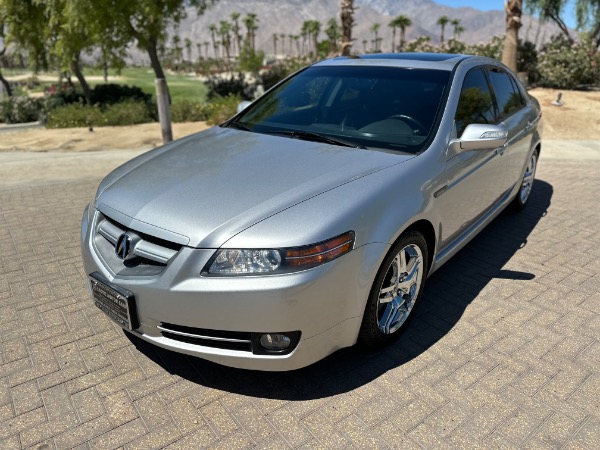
[0,155,599,449]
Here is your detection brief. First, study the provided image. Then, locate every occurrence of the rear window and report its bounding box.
[488,69,524,120]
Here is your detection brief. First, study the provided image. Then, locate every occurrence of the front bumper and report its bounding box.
[81,207,387,371]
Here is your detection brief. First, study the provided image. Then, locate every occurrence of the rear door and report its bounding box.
[486,68,533,192]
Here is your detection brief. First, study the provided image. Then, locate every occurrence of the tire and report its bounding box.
[358,230,429,348]
[512,150,538,210]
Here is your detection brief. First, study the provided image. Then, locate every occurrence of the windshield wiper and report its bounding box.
[266,130,367,149]
[226,121,252,131]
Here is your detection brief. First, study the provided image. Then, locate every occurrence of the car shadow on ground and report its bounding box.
[127,179,553,400]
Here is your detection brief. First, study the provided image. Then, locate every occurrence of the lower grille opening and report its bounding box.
[161,331,252,352]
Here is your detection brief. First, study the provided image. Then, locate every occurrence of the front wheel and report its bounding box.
[512,150,538,210]
[358,230,429,348]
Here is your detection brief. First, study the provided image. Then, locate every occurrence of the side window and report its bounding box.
[488,69,524,120]
[455,69,496,137]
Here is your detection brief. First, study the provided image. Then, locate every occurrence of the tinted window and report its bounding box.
[455,69,495,137]
[488,69,524,119]
[233,66,450,153]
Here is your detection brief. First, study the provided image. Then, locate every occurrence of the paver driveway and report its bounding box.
[0,145,599,449]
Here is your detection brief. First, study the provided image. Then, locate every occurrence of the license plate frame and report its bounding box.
[89,272,139,330]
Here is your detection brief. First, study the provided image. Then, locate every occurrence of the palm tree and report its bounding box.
[203,42,209,59]
[184,38,192,62]
[301,21,311,55]
[389,15,412,52]
[450,19,460,40]
[209,23,218,58]
[293,35,300,55]
[308,20,321,57]
[272,33,279,55]
[501,0,522,72]
[339,0,355,56]
[325,18,340,54]
[280,33,286,55]
[370,23,381,52]
[243,13,259,52]
[388,19,397,52]
[437,15,450,45]
[455,25,465,40]
[219,21,232,66]
[288,34,294,55]
[230,12,242,55]
[172,35,182,64]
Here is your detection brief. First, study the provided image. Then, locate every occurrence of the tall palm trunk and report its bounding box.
[340,0,354,56]
[501,0,522,72]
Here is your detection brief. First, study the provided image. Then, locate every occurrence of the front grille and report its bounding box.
[93,212,183,276]
[158,323,252,352]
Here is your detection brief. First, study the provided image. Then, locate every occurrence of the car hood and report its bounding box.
[97,126,413,248]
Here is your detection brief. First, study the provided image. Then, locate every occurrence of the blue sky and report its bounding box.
[435,0,578,29]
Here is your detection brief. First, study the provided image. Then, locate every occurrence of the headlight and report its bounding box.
[204,231,355,276]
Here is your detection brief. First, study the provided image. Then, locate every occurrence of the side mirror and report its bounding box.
[237,101,252,114]
[450,124,508,153]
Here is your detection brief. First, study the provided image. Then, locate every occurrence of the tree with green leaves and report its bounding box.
[109,0,215,87]
[437,15,450,45]
[527,0,600,46]
[526,0,571,39]
[0,16,12,96]
[577,0,600,47]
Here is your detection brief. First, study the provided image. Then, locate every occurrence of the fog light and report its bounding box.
[259,333,291,351]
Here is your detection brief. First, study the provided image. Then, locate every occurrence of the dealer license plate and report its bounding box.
[89,272,139,330]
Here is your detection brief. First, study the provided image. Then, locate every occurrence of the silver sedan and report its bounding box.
[81,53,542,371]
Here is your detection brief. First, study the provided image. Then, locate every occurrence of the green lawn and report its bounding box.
[5,67,207,104]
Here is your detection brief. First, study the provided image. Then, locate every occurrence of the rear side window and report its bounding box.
[455,69,496,137]
[488,69,524,120]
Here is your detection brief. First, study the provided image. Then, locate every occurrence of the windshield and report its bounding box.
[228,65,450,153]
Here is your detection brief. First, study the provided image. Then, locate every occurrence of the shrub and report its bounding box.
[205,73,255,101]
[170,100,208,122]
[238,45,265,74]
[205,94,240,125]
[46,102,103,128]
[90,83,151,106]
[0,96,44,124]
[46,100,154,128]
[101,100,155,126]
[537,35,600,89]
[260,64,293,91]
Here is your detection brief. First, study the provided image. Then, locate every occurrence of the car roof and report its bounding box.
[316,53,477,71]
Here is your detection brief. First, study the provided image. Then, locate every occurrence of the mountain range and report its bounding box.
[134,0,567,62]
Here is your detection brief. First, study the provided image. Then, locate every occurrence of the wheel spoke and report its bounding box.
[378,297,407,334]
[396,250,407,274]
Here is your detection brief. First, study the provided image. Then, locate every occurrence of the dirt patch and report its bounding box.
[0,122,211,152]
[528,88,600,139]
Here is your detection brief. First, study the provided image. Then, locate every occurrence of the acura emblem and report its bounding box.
[115,233,133,260]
